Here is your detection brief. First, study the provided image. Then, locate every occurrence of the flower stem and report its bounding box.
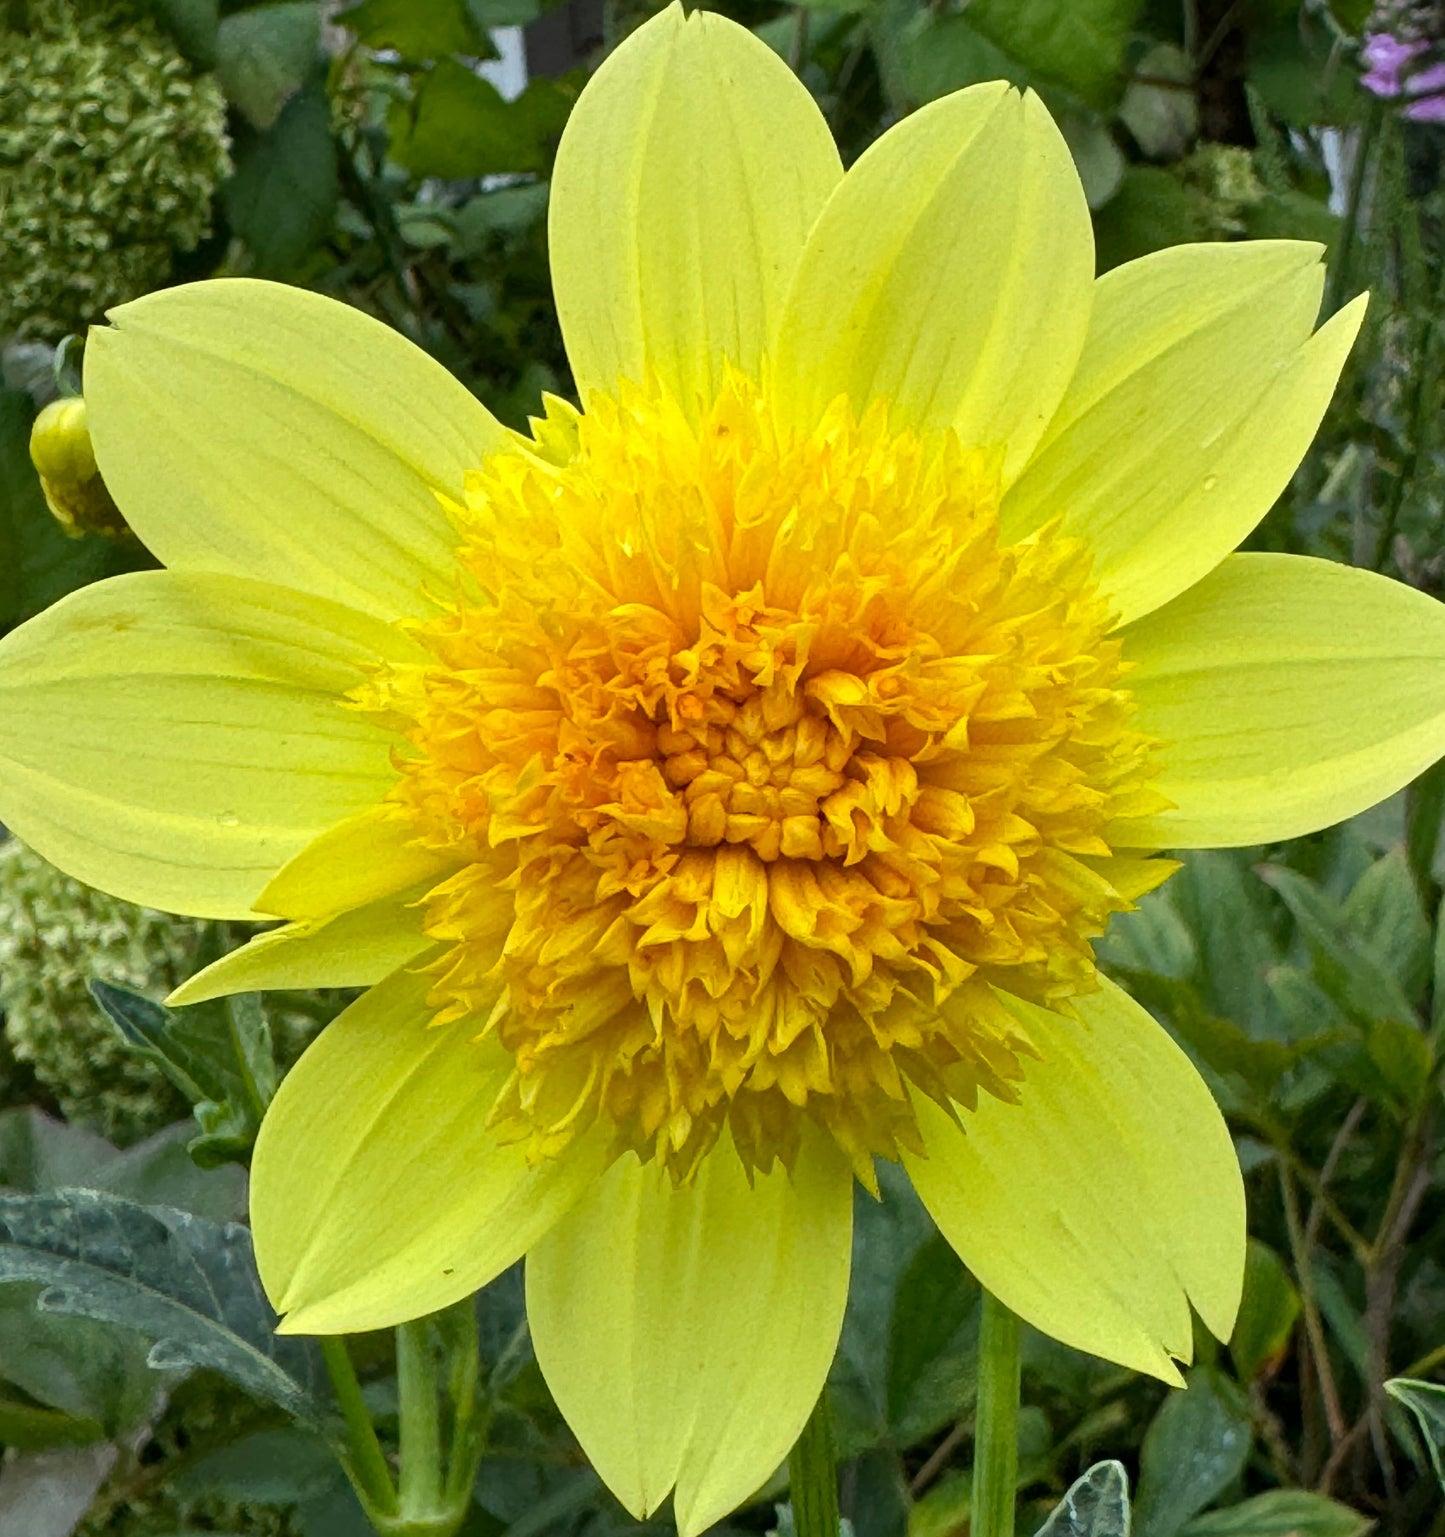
[972,1290,1020,1537]
[321,1335,398,1520]
[788,1388,840,1537]
[397,1319,445,1519]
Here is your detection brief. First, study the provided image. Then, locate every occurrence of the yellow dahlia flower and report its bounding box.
[3,6,1444,1529]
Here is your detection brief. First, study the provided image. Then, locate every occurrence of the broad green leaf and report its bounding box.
[1038,1462,1132,1537]
[1060,112,1125,210]
[91,981,276,1168]
[223,83,339,276]
[1180,1491,1372,1537]
[1172,853,1286,1038]
[1119,45,1197,159]
[216,2,321,130]
[1230,1241,1300,1382]
[1258,865,1422,1031]
[0,1189,325,1426]
[1094,165,1203,273]
[339,0,490,56]
[1385,1378,1445,1488]
[1134,1369,1252,1537]
[961,0,1143,106]
[150,0,220,68]
[876,9,1018,110]
[1433,903,1445,1036]
[388,62,571,179]
[1096,888,1196,980]
[0,1108,245,1224]
[910,1469,971,1537]
[0,1289,158,1440]
[1340,849,1432,1005]
[1122,971,1296,1101]
[0,1392,104,1452]
[885,1233,979,1444]
[829,1166,934,1453]
[174,1426,339,1506]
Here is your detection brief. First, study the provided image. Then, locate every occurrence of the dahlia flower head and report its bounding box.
[3,8,1444,1532]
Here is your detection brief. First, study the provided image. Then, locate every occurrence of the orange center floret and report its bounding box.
[362,375,1169,1182]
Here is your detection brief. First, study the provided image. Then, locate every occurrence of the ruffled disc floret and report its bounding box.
[358,374,1170,1182]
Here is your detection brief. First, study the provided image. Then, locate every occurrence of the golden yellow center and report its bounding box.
[363,375,1168,1182]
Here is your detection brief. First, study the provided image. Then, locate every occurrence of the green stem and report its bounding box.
[320,1336,398,1520]
[397,1319,445,1520]
[788,1389,839,1537]
[443,1300,489,1508]
[972,1291,1020,1537]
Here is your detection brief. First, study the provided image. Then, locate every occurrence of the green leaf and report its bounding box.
[339,0,490,58]
[875,8,1019,110]
[1404,756,1445,896]
[1180,1491,1372,1537]
[0,1288,158,1439]
[150,0,221,69]
[0,1109,245,1225]
[959,0,1143,106]
[1432,903,1445,1037]
[388,62,571,179]
[1134,1369,1252,1537]
[1097,888,1196,981]
[885,1233,979,1444]
[1038,1462,1132,1537]
[1059,112,1125,211]
[1119,45,1198,160]
[830,1165,934,1452]
[1112,970,1295,1101]
[0,391,118,631]
[223,82,340,277]
[0,1189,325,1426]
[1229,1240,1300,1382]
[1171,853,1284,1034]
[1094,165,1204,273]
[1340,849,1432,1005]
[1385,1378,1445,1488]
[0,1391,105,1452]
[1258,864,1422,1031]
[175,1426,339,1506]
[909,1469,970,1537]
[91,981,276,1169]
[216,2,321,130]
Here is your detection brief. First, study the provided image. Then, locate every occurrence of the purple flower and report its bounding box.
[1361,30,1445,117]
[1362,31,1426,96]
[1405,59,1445,120]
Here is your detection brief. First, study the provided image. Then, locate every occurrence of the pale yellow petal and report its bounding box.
[1114,553,1445,848]
[526,1131,852,1537]
[256,969,610,1335]
[167,890,432,1007]
[772,85,1093,484]
[256,803,458,921]
[905,978,1244,1381]
[548,3,841,407]
[1003,242,1365,623]
[86,279,504,621]
[0,572,405,919]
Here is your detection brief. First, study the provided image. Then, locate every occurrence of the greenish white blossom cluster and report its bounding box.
[0,0,231,342]
[0,835,201,1140]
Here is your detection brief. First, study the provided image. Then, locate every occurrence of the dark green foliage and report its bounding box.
[0,1188,324,1424]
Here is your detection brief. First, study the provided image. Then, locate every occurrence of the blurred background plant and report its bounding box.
[3,0,1445,1534]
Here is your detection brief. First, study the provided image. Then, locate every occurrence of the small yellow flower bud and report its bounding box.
[28,397,130,540]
